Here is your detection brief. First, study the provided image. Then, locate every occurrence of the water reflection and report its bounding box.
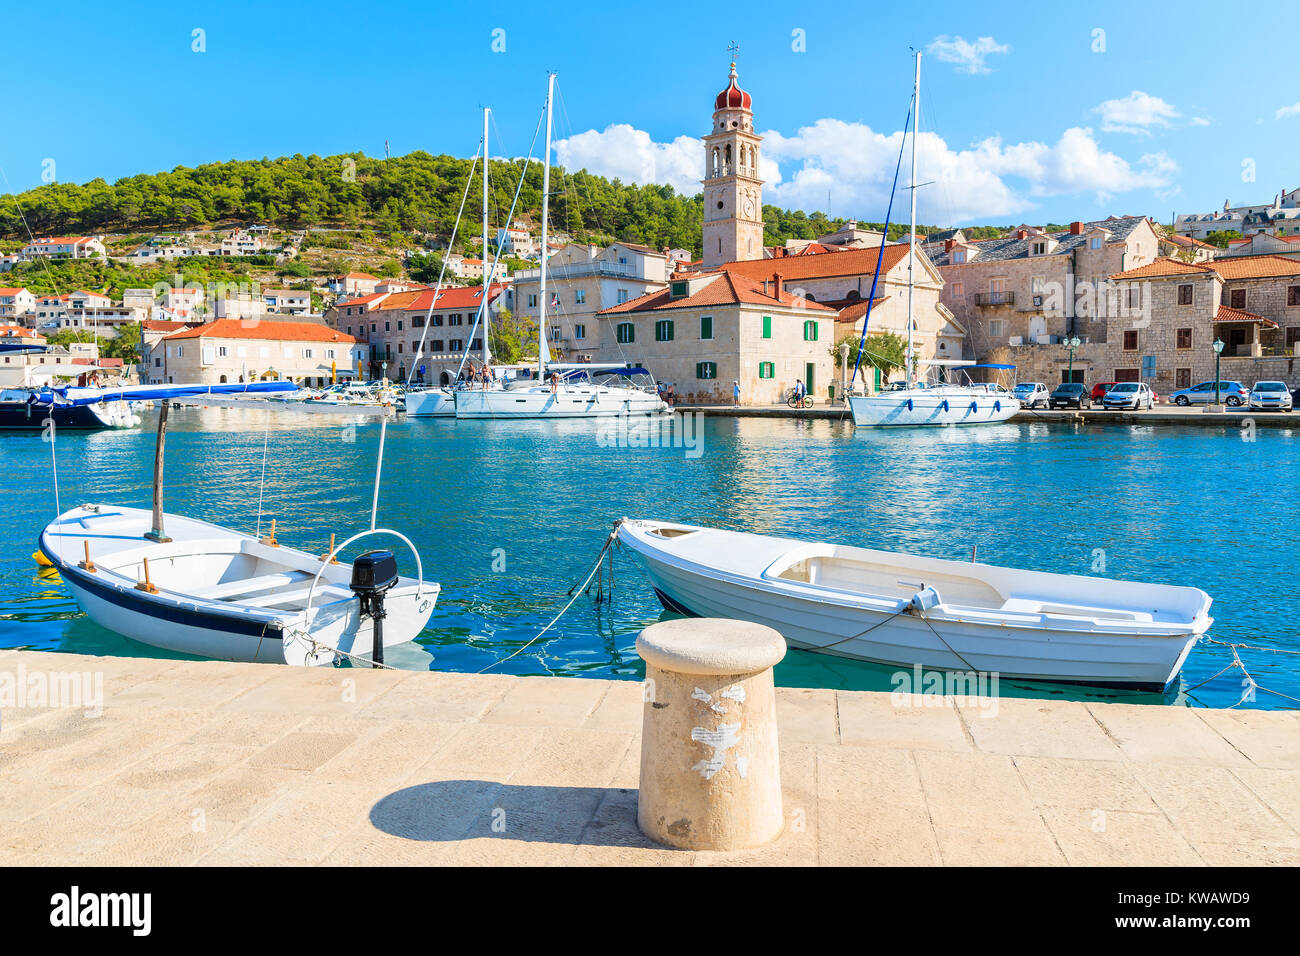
[2,408,1297,708]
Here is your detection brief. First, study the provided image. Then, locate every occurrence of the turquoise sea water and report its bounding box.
[2,407,1296,710]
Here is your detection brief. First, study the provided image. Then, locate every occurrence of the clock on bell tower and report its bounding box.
[702,60,764,268]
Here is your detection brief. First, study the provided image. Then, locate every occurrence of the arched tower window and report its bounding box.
[724,144,732,175]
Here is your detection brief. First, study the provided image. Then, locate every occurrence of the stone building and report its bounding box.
[1001,254,1300,390]
[333,284,507,383]
[149,319,361,386]
[922,217,1161,360]
[510,242,669,361]
[596,269,835,404]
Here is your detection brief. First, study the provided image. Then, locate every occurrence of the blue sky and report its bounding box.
[3,0,1296,228]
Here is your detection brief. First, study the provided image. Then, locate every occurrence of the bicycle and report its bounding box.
[786,390,813,409]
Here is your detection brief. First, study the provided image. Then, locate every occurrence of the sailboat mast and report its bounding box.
[482,107,491,367]
[537,72,555,378]
[906,51,919,387]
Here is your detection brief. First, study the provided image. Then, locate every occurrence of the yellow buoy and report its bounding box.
[32,550,53,568]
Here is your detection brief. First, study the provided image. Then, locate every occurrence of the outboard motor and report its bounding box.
[349,549,399,667]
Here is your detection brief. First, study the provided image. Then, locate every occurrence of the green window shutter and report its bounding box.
[762,316,772,338]
[803,320,818,341]
[655,319,674,342]
[617,322,635,344]
[700,315,713,340]
[758,361,774,379]
[696,361,716,380]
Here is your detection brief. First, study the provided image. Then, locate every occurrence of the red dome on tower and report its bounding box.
[714,62,751,111]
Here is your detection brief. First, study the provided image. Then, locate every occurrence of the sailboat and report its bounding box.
[453,74,668,420]
[34,381,438,666]
[847,52,1020,428]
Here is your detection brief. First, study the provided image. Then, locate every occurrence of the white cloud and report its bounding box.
[1276,102,1300,120]
[1189,117,1211,127]
[554,124,701,196]
[553,119,1178,223]
[1093,91,1181,135]
[926,35,1010,74]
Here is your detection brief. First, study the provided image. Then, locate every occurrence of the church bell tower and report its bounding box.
[702,60,764,268]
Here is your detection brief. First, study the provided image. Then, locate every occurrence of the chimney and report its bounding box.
[1069,221,1084,235]
[944,239,955,252]
[1017,229,1028,240]
[771,273,784,298]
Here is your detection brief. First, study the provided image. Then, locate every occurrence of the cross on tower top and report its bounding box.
[727,41,740,61]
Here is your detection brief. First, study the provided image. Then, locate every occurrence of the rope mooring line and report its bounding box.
[478,522,622,674]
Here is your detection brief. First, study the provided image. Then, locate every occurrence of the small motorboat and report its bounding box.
[1,387,140,430]
[617,519,1212,690]
[32,379,438,666]
[39,505,436,666]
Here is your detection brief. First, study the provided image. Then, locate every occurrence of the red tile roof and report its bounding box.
[718,244,912,283]
[1110,257,1216,279]
[1215,305,1278,328]
[0,287,30,296]
[0,325,43,339]
[394,283,506,313]
[141,320,191,332]
[163,319,355,343]
[597,271,835,315]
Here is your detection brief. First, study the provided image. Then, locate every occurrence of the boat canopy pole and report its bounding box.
[481,106,491,367]
[849,102,912,389]
[144,402,171,543]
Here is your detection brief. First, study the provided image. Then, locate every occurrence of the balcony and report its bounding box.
[974,291,1015,307]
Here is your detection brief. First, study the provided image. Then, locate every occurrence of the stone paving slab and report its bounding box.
[0,649,1296,866]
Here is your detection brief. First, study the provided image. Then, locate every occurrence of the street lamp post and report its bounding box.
[1213,338,1224,408]
[1064,336,1081,382]
[840,342,850,401]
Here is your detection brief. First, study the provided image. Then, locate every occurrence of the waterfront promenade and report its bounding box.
[1,648,1295,865]
[676,402,1300,427]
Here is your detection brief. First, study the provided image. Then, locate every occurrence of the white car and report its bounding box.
[1013,382,1049,408]
[1102,381,1154,410]
[1249,381,1293,411]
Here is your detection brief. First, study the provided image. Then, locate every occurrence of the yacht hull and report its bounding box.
[849,390,1019,427]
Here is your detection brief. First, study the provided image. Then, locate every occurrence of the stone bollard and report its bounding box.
[636,617,787,850]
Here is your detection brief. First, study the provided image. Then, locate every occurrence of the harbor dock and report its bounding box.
[2,648,1295,866]
[674,403,1300,427]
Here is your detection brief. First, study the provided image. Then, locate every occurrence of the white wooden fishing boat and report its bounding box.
[617,519,1211,690]
[39,505,436,666]
[33,380,437,666]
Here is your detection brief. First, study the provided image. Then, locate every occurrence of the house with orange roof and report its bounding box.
[329,272,382,296]
[1158,232,1217,264]
[0,287,36,323]
[147,319,362,386]
[20,236,106,259]
[595,269,837,404]
[335,284,508,383]
[1215,232,1300,261]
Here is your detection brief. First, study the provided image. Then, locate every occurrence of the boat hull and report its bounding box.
[455,385,667,419]
[849,390,1019,427]
[40,505,437,666]
[404,388,456,418]
[0,398,138,430]
[618,520,1207,690]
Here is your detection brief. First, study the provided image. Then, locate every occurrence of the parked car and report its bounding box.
[1090,382,1118,403]
[1102,381,1155,410]
[1048,382,1091,409]
[1249,381,1293,411]
[1150,388,1161,405]
[1170,380,1249,407]
[1013,382,1050,408]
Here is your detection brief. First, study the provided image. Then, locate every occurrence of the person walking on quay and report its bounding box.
[793,378,806,403]
[733,380,741,406]
[666,382,675,407]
